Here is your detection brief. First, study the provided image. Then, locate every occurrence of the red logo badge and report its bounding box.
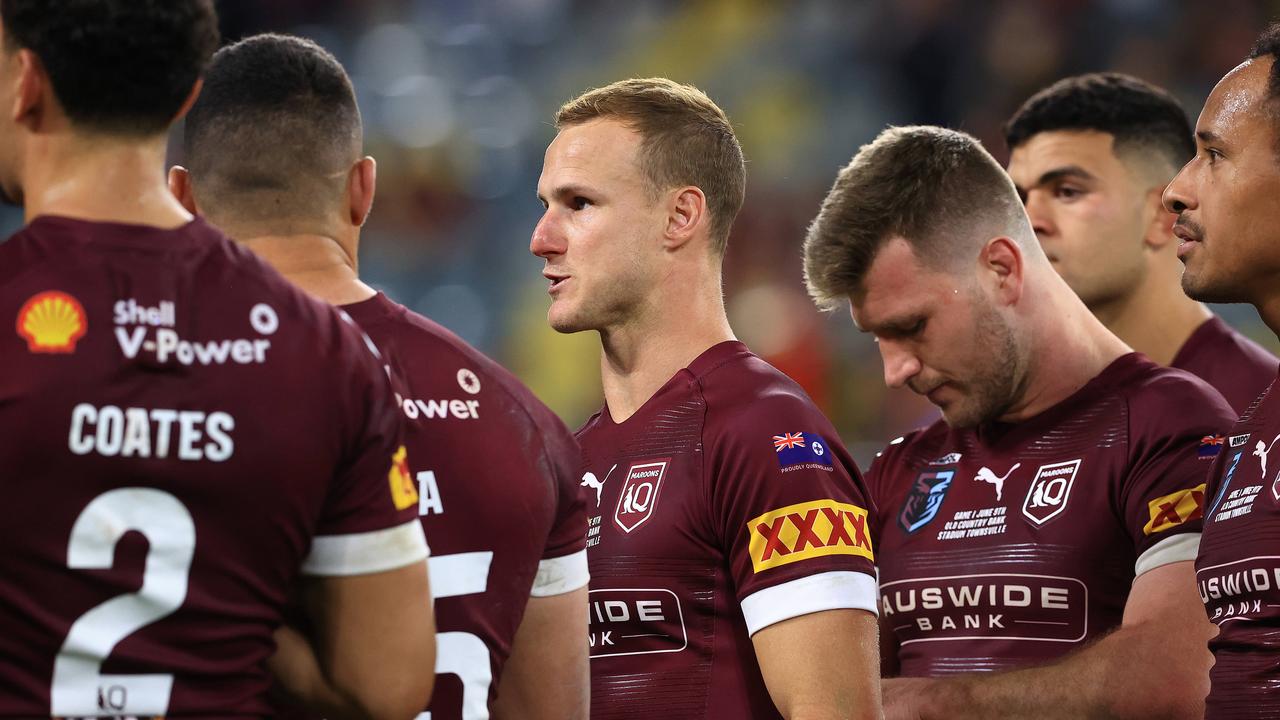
[16,290,87,353]
[613,460,669,534]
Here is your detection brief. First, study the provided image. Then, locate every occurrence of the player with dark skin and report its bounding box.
[1006,73,1275,414]
[0,4,433,719]
[1164,24,1280,719]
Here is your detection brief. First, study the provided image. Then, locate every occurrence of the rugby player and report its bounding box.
[1006,72,1276,414]
[0,3,434,719]
[532,78,881,719]
[803,126,1231,719]
[170,33,590,720]
[1163,23,1280,719]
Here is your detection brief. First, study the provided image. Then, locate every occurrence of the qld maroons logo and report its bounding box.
[898,468,955,534]
[614,460,669,533]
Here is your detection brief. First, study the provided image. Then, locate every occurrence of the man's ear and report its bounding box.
[12,49,46,132]
[347,156,376,227]
[167,165,199,214]
[979,236,1025,306]
[663,185,708,251]
[1141,185,1177,252]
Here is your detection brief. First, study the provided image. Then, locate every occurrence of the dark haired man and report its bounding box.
[804,125,1231,719]
[1164,23,1280,719]
[0,5,434,718]
[1006,72,1276,414]
[171,33,590,720]
[534,79,882,719]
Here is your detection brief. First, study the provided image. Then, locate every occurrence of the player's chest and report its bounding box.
[1198,419,1280,627]
[579,447,706,556]
[881,450,1129,556]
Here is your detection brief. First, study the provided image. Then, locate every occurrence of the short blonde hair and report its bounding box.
[557,78,746,254]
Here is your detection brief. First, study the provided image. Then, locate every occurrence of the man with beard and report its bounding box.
[803,125,1231,719]
[1164,23,1280,720]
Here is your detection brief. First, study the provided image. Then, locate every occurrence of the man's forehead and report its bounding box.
[1202,58,1272,134]
[1007,130,1118,182]
[853,238,945,323]
[541,119,643,186]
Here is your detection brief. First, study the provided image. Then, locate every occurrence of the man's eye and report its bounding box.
[571,196,592,210]
[1054,186,1083,200]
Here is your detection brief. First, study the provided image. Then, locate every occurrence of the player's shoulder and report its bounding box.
[379,299,574,436]
[1112,353,1235,427]
[866,422,949,484]
[692,341,831,435]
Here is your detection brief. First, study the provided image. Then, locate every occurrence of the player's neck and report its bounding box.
[240,233,376,307]
[997,271,1132,424]
[1089,260,1211,366]
[598,277,735,424]
[21,131,191,229]
[1255,289,1280,341]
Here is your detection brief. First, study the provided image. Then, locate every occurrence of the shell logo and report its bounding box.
[387,445,419,511]
[16,290,87,353]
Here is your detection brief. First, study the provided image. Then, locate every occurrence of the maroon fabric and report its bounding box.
[339,292,587,719]
[868,354,1234,677]
[1197,374,1280,719]
[578,341,876,719]
[1171,315,1277,415]
[0,216,413,717]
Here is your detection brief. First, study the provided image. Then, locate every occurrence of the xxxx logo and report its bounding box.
[1143,483,1206,536]
[748,499,873,573]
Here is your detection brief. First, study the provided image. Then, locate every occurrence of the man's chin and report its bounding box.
[1181,267,1244,304]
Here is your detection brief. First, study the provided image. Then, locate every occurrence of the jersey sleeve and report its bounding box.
[530,408,590,597]
[708,394,877,636]
[1122,374,1236,577]
[302,310,428,577]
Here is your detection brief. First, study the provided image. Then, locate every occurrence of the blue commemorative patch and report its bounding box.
[898,468,955,534]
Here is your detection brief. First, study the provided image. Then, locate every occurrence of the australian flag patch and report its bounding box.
[1199,435,1225,459]
[772,431,834,471]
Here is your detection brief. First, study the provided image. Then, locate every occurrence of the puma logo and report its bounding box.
[1256,436,1280,480]
[974,463,1020,502]
[581,464,617,508]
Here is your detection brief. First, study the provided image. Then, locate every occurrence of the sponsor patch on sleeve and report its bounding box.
[748,499,873,573]
[388,445,419,510]
[772,431,833,471]
[1142,483,1206,536]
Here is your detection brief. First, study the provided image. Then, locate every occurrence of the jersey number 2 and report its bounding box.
[51,488,195,717]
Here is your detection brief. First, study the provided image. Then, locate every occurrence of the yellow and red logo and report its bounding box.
[388,445,419,511]
[748,499,874,573]
[1143,483,1206,536]
[15,290,87,353]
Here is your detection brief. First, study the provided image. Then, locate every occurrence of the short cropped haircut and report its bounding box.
[0,0,218,136]
[1250,23,1280,116]
[556,78,746,254]
[1004,72,1194,171]
[184,33,362,229]
[804,126,1029,309]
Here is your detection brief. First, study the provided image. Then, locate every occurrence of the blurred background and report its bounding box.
[34,0,1280,463]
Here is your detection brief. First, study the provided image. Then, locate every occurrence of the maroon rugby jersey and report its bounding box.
[1172,315,1277,415]
[869,353,1234,677]
[579,341,877,719]
[0,217,425,718]
[340,293,588,719]
[1197,374,1280,718]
